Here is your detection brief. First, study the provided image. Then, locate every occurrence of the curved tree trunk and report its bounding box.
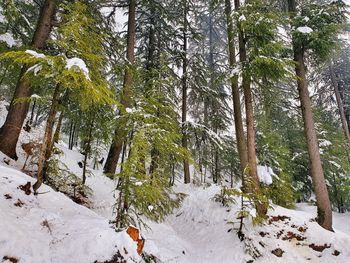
[0,0,57,160]
[288,0,333,231]
[104,0,136,175]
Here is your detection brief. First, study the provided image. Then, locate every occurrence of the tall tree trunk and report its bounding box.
[225,0,248,181]
[104,0,136,175]
[234,0,265,215]
[29,100,36,125]
[182,0,191,184]
[208,4,221,184]
[82,119,93,185]
[33,84,61,193]
[0,0,57,160]
[288,0,333,231]
[329,61,350,145]
[53,111,64,144]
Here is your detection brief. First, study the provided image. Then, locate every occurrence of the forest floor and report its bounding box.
[1,100,350,263]
[1,143,350,263]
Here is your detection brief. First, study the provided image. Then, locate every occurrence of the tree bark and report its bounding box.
[0,0,57,160]
[295,51,333,231]
[82,119,93,185]
[53,111,64,144]
[234,0,263,211]
[225,0,248,181]
[329,61,350,145]
[182,0,191,184]
[104,0,136,175]
[33,84,60,193]
[288,0,333,231]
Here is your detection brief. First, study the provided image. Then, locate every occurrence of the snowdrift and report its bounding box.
[0,165,140,263]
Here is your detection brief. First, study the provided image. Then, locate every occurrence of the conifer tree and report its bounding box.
[224,0,248,181]
[286,0,347,230]
[0,0,57,160]
[104,0,136,175]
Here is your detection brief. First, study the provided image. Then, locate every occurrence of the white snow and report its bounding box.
[125,107,135,113]
[31,94,41,99]
[65,57,90,80]
[296,26,313,34]
[0,165,140,263]
[239,15,246,22]
[1,102,350,263]
[27,64,42,76]
[257,165,275,185]
[0,33,16,47]
[25,50,46,59]
[319,139,332,147]
[303,17,310,23]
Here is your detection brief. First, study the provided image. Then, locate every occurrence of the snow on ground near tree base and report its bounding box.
[0,165,140,263]
[140,183,350,263]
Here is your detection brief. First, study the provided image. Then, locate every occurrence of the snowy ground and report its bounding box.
[1,141,350,263]
[0,165,140,263]
[1,99,350,262]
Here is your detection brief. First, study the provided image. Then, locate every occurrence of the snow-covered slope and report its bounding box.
[2,140,350,263]
[140,184,350,263]
[0,165,140,263]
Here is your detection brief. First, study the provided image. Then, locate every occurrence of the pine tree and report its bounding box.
[286,0,347,231]
[104,0,136,175]
[0,0,57,160]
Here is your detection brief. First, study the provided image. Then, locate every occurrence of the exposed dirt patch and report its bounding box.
[14,199,25,207]
[309,243,331,252]
[282,231,306,241]
[259,231,269,237]
[271,248,284,257]
[4,193,12,199]
[269,215,291,224]
[19,182,32,195]
[2,256,19,263]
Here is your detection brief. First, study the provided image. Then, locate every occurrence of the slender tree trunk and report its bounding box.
[33,84,60,193]
[53,111,64,144]
[329,61,350,145]
[146,6,162,175]
[295,50,333,230]
[104,0,136,175]
[234,0,265,216]
[208,4,221,184]
[29,100,36,125]
[82,119,93,185]
[69,121,75,150]
[33,104,41,127]
[182,0,191,184]
[288,0,333,231]
[225,0,248,180]
[0,0,57,160]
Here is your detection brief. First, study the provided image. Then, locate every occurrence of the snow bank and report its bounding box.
[0,165,140,263]
[144,184,247,263]
[142,183,350,263]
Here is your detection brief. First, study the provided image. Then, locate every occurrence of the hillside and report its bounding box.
[1,144,350,262]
